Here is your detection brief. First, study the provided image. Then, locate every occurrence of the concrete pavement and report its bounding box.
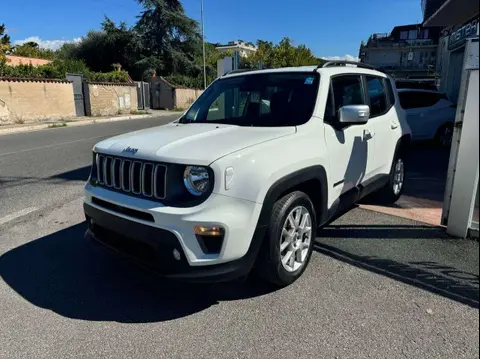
[0,118,478,358]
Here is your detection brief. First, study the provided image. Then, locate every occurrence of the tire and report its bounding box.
[372,151,406,205]
[255,191,316,286]
[434,123,453,148]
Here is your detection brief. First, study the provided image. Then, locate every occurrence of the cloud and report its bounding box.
[321,54,360,62]
[13,36,81,50]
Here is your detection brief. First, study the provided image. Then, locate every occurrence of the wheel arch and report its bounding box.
[257,165,329,229]
[396,134,412,157]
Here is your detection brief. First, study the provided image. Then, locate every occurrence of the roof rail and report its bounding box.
[317,61,378,71]
[224,68,258,76]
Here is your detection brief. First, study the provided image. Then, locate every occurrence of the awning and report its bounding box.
[424,0,479,26]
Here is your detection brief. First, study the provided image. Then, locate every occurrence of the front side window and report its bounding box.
[182,72,320,127]
[366,76,387,116]
[325,75,364,122]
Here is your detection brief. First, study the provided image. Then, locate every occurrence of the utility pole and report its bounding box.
[201,0,207,89]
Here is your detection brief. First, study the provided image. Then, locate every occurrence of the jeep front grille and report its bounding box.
[96,154,167,200]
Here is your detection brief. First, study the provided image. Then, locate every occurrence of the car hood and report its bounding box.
[94,122,296,165]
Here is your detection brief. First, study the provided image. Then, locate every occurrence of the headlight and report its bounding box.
[183,166,210,196]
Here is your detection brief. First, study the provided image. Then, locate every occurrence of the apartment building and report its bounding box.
[359,24,442,78]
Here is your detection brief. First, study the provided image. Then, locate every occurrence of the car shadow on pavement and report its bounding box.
[0,222,278,323]
[52,166,91,182]
[0,166,91,191]
[315,235,479,309]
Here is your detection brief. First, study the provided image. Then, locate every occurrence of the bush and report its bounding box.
[0,58,131,83]
[86,70,130,83]
[165,73,203,89]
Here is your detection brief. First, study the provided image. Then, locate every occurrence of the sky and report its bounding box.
[3,0,424,59]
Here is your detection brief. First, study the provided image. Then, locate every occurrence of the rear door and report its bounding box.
[366,75,400,176]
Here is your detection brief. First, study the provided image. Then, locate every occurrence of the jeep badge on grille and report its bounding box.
[122,146,138,155]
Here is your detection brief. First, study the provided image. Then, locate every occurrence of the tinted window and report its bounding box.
[399,91,447,109]
[182,72,319,126]
[330,75,364,115]
[366,76,387,116]
[384,78,396,106]
[399,92,421,109]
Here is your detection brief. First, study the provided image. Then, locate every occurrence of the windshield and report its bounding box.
[180,72,320,127]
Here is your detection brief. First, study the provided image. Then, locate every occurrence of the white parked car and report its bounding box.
[84,62,411,286]
[397,89,456,146]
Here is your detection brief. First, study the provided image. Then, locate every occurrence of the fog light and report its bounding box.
[172,248,181,261]
[194,225,225,236]
[194,225,225,254]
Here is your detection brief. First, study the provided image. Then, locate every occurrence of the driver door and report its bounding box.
[323,74,376,203]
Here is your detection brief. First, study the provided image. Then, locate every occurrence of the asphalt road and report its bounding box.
[0,115,179,224]
[0,118,478,359]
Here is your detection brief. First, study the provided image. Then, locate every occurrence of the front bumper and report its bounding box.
[83,184,266,282]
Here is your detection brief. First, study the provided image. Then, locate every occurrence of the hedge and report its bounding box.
[0,59,131,83]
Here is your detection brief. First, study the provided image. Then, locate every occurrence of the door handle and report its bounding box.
[363,129,374,139]
[391,121,399,129]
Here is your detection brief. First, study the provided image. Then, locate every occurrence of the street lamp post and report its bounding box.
[201,0,207,89]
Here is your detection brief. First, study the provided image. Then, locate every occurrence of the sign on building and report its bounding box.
[448,18,479,50]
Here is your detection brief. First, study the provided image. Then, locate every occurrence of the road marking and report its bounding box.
[0,207,38,226]
[0,135,107,157]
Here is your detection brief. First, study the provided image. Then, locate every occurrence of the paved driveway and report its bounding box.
[0,118,478,359]
[0,200,478,359]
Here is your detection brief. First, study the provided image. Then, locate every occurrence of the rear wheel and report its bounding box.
[371,153,406,205]
[256,191,316,286]
[434,123,453,148]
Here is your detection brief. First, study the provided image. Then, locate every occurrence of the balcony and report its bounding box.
[363,38,435,49]
[372,62,437,71]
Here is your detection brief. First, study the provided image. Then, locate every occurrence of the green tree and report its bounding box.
[242,37,324,69]
[58,17,143,77]
[135,0,202,77]
[0,23,11,65]
[11,42,56,60]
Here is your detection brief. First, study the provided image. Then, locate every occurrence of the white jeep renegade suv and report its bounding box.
[84,62,411,286]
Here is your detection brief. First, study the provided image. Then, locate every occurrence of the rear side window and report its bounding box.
[399,92,420,109]
[399,91,447,109]
[326,75,364,120]
[366,76,387,117]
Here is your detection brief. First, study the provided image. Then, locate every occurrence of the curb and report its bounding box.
[0,113,169,136]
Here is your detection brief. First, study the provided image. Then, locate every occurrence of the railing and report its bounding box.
[365,38,435,48]
[374,63,436,70]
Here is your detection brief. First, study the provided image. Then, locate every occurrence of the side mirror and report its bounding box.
[338,105,370,125]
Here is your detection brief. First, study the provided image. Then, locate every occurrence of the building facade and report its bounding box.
[422,0,479,238]
[215,41,257,58]
[424,0,479,103]
[5,55,52,67]
[359,24,442,78]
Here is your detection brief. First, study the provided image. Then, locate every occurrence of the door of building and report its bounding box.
[66,74,85,117]
[447,47,465,103]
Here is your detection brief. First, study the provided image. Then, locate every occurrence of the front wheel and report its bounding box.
[256,191,316,286]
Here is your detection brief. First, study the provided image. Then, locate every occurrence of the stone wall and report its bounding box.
[0,78,76,125]
[174,88,204,109]
[150,77,203,110]
[84,82,138,116]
